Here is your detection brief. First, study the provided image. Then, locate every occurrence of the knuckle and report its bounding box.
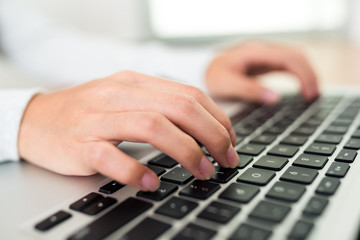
[241,41,264,51]
[118,70,136,78]
[285,48,305,62]
[91,81,117,99]
[185,86,206,102]
[87,144,108,168]
[139,113,164,139]
[176,95,198,115]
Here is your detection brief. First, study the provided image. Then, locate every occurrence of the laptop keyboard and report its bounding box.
[33,95,360,240]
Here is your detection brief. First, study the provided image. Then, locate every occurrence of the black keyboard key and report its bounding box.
[99,181,124,194]
[250,135,276,145]
[266,181,306,202]
[293,154,328,169]
[119,217,171,240]
[237,168,275,186]
[155,197,198,219]
[315,134,342,144]
[340,109,358,118]
[82,197,117,215]
[268,144,299,157]
[288,220,313,240]
[237,144,266,156]
[311,111,330,120]
[281,166,318,184]
[332,118,352,126]
[264,125,285,135]
[352,129,360,138]
[67,197,152,240]
[148,154,177,168]
[303,197,329,216]
[137,182,178,201]
[197,201,240,224]
[281,135,308,146]
[180,180,220,200]
[249,200,291,223]
[302,118,322,127]
[234,125,254,136]
[173,223,216,240]
[324,125,348,135]
[229,224,272,240]
[70,192,103,211]
[219,182,260,203]
[335,149,357,163]
[161,167,193,185]
[316,177,341,195]
[35,210,71,231]
[276,119,293,127]
[253,155,288,171]
[326,162,350,178]
[292,126,316,136]
[305,143,336,156]
[211,166,238,183]
[147,165,166,176]
[238,155,253,169]
[344,138,360,150]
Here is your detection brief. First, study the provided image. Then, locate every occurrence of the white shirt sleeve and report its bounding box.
[0,88,42,162]
[0,0,215,91]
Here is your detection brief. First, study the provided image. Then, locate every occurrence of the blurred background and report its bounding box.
[0,0,359,90]
[149,0,349,41]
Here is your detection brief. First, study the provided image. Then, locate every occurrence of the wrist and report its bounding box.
[18,93,45,160]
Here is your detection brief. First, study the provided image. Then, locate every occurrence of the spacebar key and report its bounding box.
[67,197,153,240]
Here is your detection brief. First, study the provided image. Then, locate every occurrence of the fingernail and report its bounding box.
[140,172,160,191]
[227,146,239,168]
[229,128,237,147]
[262,89,280,105]
[198,156,215,180]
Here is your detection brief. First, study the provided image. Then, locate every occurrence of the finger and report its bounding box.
[116,71,237,146]
[207,70,280,105]
[268,48,319,99]
[84,141,160,191]
[281,53,319,99]
[101,81,238,168]
[128,90,238,168]
[92,111,216,179]
[237,44,319,100]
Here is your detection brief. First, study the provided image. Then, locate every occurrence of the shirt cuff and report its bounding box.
[0,88,43,162]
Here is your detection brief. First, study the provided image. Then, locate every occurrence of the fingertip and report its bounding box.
[140,171,160,191]
[261,88,280,105]
[227,145,239,168]
[198,156,215,180]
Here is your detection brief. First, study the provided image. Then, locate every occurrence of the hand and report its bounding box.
[206,42,319,104]
[18,71,238,191]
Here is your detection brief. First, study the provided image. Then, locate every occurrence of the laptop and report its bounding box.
[4,85,359,240]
